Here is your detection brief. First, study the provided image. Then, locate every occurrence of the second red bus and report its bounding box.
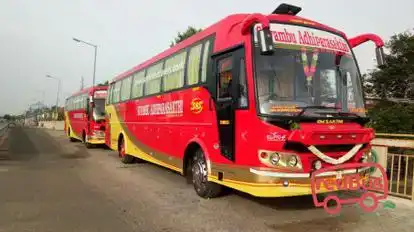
[64,85,108,148]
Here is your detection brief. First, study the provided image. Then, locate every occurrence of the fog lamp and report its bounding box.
[313,160,322,170]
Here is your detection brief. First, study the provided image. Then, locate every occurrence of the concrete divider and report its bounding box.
[0,123,12,153]
[38,121,64,131]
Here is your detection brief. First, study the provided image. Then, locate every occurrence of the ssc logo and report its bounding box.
[190,98,204,114]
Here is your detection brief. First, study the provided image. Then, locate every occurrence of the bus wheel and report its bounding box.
[83,132,92,149]
[191,149,223,198]
[118,137,135,164]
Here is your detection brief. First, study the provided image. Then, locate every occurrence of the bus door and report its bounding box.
[105,84,113,147]
[211,48,245,161]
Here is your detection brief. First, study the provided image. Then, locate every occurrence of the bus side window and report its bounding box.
[107,84,112,105]
[238,58,248,108]
[217,56,233,99]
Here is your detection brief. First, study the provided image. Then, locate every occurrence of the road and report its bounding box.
[0,126,413,232]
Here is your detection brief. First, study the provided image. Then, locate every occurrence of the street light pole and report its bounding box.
[46,75,61,120]
[93,45,97,88]
[73,37,98,88]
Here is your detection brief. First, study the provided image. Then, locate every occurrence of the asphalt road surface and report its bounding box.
[0,126,413,232]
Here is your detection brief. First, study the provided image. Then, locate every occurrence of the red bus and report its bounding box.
[64,85,108,148]
[105,3,385,198]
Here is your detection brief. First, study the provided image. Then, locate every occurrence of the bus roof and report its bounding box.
[68,85,108,98]
[111,12,347,83]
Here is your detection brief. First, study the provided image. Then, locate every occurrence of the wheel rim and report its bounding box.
[192,156,207,191]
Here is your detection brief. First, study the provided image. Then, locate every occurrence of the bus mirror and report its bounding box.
[375,47,385,66]
[257,27,274,55]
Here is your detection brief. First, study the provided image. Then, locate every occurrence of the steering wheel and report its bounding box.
[266,93,279,101]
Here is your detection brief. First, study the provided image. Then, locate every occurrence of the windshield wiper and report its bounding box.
[296,105,365,120]
[296,105,341,117]
[324,111,363,118]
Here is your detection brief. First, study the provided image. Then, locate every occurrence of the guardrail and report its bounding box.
[37,120,64,130]
[371,133,414,200]
[0,122,15,154]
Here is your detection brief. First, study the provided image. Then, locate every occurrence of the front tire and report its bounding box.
[118,137,135,164]
[191,149,223,198]
[83,132,93,149]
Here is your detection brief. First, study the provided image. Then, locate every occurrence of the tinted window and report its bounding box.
[120,76,132,101]
[112,81,121,103]
[145,62,164,95]
[187,44,202,85]
[131,71,145,98]
[217,56,233,99]
[106,85,112,105]
[201,40,211,82]
[163,51,186,91]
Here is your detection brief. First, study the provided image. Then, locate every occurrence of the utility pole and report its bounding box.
[80,76,84,90]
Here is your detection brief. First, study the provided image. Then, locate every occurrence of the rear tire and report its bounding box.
[118,137,135,164]
[191,148,223,198]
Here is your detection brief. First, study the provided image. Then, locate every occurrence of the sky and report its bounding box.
[1,0,413,115]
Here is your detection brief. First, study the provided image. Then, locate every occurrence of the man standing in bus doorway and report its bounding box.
[219,78,248,108]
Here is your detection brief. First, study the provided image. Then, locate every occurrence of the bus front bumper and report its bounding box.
[86,132,106,145]
[208,166,371,197]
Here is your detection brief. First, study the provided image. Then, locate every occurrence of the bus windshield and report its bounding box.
[253,24,366,118]
[93,98,106,120]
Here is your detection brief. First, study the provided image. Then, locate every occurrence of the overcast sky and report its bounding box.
[1,0,413,115]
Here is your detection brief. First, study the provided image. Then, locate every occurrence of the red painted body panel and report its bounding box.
[68,109,88,137]
[118,87,234,165]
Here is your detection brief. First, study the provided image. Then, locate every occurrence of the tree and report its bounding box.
[3,114,11,121]
[170,26,202,48]
[364,30,414,133]
[364,31,414,100]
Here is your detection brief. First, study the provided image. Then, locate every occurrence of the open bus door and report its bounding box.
[104,84,113,148]
[211,47,245,161]
[105,115,111,148]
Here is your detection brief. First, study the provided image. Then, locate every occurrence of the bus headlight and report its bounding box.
[270,153,280,165]
[287,155,298,167]
[361,150,372,163]
[92,130,105,137]
[258,150,302,170]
